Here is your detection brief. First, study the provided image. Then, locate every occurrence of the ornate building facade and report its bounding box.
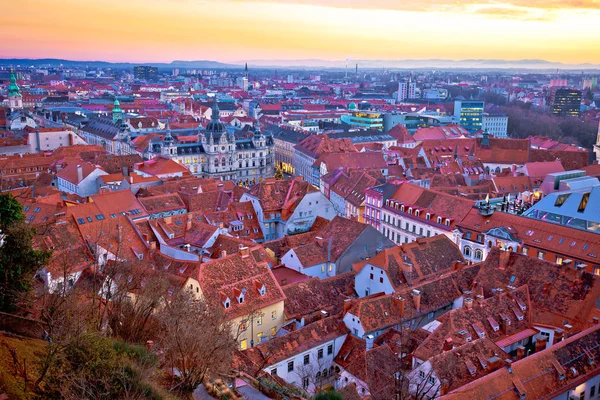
[80,99,275,184]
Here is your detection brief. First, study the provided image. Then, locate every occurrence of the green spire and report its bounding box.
[8,70,21,98]
[113,98,123,123]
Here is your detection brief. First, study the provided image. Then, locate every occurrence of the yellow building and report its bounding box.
[197,245,286,349]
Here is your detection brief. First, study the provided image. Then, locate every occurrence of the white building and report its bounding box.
[482,113,509,138]
[56,162,108,197]
[243,318,348,394]
[397,82,417,102]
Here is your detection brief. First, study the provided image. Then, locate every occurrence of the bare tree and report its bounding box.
[156,290,238,393]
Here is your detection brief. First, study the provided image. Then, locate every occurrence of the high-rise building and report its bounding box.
[552,88,582,116]
[396,81,416,102]
[454,100,484,133]
[133,65,159,81]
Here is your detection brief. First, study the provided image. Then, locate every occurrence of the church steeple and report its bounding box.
[112,98,123,123]
[8,70,23,111]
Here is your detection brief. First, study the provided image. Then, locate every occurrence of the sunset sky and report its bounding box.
[2,0,600,64]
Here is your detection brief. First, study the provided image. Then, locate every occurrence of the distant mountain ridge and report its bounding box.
[1,57,599,71]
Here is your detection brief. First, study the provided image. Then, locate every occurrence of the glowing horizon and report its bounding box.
[2,0,600,64]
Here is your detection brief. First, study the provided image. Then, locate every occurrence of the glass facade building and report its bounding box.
[454,100,484,133]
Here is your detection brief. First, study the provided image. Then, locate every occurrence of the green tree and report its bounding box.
[0,194,51,312]
[313,391,343,400]
[0,193,25,230]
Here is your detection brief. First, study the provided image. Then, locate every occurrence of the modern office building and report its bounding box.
[454,100,484,133]
[341,104,383,130]
[133,65,159,81]
[551,88,582,116]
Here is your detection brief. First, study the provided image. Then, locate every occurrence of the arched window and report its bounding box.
[464,246,472,257]
[408,208,413,215]
[475,249,483,260]
[437,216,443,224]
[415,210,420,217]
[426,213,431,220]
[400,205,405,212]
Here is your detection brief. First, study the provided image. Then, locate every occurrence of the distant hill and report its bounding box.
[0,58,238,69]
[0,57,599,71]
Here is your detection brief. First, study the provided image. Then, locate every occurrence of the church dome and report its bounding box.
[348,102,357,110]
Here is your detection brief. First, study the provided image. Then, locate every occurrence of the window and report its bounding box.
[428,376,435,385]
[288,361,294,372]
[239,321,248,331]
[522,247,528,255]
[318,348,323,359]
[321,265,325,273]
[327,344,333,355]
[428,312,434,319]
[370,273,374,280]
[271,327,277,336]
[272,310,277,320]
[257,332,263,342]
[379,277,384,284]
[537,251,545,260]
[304,354,310,365]
[271,368,277,376]
[257,315,263,326]
[240,339,247,350]
[556,256,563,265]
[302,376,309,389]
[419,371,425,379]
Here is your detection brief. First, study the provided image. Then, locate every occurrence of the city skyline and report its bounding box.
[3,0,600,64]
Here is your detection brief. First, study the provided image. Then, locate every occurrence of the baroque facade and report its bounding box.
[80,99,275,184]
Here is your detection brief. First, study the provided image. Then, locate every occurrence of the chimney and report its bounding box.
[554,328,565,343]
[453,261,464,271]
[129,176,133,184]
[393,296,405,319]
[412,289,421,312]
[439,379,450,396]
[500,314,511,334]
[76,164,83,182]
[505,359,513,373]
[343,298,354,315]
[116,225,123,242]
[593,317,599,325]
[498,250,510,270]
[535,337,547,353]
[464,297,473,310]
[240,246,250,258]
[443,338,453,352]
[365,334,375,351]
[221,250,227,258]
[186,213,193,230]
[149,241,157,252]
[517,346,526,360]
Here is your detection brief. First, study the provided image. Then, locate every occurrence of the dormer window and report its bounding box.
[238,293,245,304]
[426,213,431,220]
[400,205,405,212]
[223,298,231,309]
[415,210,420,217]
[408,208,413,215]
[437,216,443,224]
[445,219,451,226]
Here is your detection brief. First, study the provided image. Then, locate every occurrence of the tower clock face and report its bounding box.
[222,146,225,151]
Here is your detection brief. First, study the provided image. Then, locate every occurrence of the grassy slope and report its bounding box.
[0,334,46,400]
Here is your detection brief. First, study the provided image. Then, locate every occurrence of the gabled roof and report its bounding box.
[442,324,600,400]
[282,272,356,321]
[56,161,105,185]
[198,246,286,319]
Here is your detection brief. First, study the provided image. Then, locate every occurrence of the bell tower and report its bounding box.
[8,70,23,112]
